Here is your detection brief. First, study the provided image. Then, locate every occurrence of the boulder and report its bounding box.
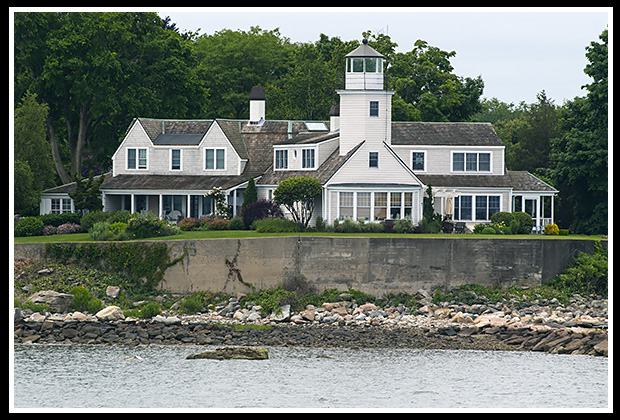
[186,347,268,360]
[106,286,121,298]
[270,304,291,322]
[27,290,74,313]
[95,306,125,321]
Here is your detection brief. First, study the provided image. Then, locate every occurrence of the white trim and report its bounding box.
[126,147,149,170]
[410,150,427,172]
[203,147,227,171]
[450,150,493,174]
[170,148,182,171]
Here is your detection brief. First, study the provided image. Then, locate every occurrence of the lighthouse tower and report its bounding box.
[337,39,395,156]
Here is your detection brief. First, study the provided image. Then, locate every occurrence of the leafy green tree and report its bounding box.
[242,176,258,210]
[69,170,105,213]
[551,29,608,234]
[273,176,322,229]
[387,39,484,122]
[14,91,55,215]
[14,12,208,183]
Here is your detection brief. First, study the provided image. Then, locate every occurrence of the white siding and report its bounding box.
[392,146,505,175]
[112,120,242,176]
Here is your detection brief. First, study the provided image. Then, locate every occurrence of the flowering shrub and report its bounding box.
[177,217,202,231]
[207,218,229,230]
[56,223,82,235]
[544,223,559,235]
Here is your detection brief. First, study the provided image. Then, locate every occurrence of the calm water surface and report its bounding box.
[12,344,608,410]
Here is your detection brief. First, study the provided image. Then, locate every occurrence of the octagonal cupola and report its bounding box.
[345,38,385,90]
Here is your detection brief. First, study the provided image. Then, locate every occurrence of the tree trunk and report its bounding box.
[46,119,72,185]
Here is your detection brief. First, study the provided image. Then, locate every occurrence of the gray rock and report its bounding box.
[186,347,268,360]
[27,290,74,313]
[271,304,291,322]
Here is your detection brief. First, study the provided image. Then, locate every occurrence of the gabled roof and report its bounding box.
[416,171,558,192]
[345,40,384,58]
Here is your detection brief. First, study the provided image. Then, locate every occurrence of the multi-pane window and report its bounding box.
[369,152,379,168]
[51,198,72,214]
[302,149,315,169]
[456,195,500,221]
[357,192,371,221]
[127,148,147,170]
[412,152,425,171]
[390,192,402,219]
[171,149,181,170]
[339,192,354,219]
[374,192,387,220]
[275,150,288,169]
[369,101,379,117]
[453,152,491,172]
[205,148,225,170]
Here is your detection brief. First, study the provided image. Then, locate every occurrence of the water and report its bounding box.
[12,344,609,410]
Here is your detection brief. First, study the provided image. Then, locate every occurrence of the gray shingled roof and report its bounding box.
[391,122,503,147]
[101,174,247,192]
[416,171,557,192]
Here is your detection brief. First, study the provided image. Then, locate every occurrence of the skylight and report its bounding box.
[304,122,328,131]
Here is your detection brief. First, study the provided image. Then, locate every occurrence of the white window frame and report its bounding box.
[170,149,182,171]
[369,101,379,117]
[275,149,289,170]
[51,198,73,214]
[451,151,492,173]
[127,148,148,170]
[204,148,226,171]
[455,194,502,221]
[302,148,316,169]
[411,150,426,172]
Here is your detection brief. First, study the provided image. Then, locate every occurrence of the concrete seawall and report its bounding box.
[14,237,603,296]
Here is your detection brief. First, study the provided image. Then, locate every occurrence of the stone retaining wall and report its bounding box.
[14,237,603,296]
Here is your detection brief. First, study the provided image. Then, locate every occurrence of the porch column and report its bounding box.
[187,194,191,218]
[131,193,135,214]
[159,194,163,219]
[551,195,555,225]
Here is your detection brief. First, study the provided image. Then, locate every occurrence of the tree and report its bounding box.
[273,177,322,230]
[242,176,257,210]
[13,91,55,215]
[387,39,484,122]
[551,29,608,234]
[14,12,208,183]
[69,170,105,213]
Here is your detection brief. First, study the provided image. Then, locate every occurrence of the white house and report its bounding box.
[40,39,558,230]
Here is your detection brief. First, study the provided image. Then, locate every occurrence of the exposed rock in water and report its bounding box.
[186,347,268,360]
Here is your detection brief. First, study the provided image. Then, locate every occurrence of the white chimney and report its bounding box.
[249,86,265,124]
[329,105,340,132]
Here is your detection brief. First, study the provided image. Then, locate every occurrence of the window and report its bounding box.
[302,149,315,169]
[51,198,72,214]
[351,57,364,72]
[205,148,225,170]
[339,192,354,219]
[127,148,147,170]
[478,153,491,171]
[476,196,488,221]
[404,193,413,219]
[390,192,402,219]
[275,150,288,169]
[357,192,371,221]
[365,57,378,73]
[453,153,465,172]
[369,152,379,168]
[374,192,387,220]
[369,101,379,117]
[453,152,492,172]
[171,149,181,170]
[412,152,425,171]
[455,195,472,220]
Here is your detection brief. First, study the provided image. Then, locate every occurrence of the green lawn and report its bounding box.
[13,230,606,243]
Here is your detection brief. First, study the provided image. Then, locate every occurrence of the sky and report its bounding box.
[157,7,610,106]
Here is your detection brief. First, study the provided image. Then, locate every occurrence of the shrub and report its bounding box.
[80,210,110,231]
[481,226,496,234]
[126,212,170,239]
[15,217,44,237]
[207,218,229,230]
[547,244,608,296]
[544,223,559,235]
[179,292,205,314]
[70,285,102,314]
[242,199,283,229]
[89,221,112,241]
[339,218,362,233]
[393,219,414,234]
[140,302,161,318]
[512,211,534,234]
[227,217,246,230]
[490,211,514,226]
[363,221,385,233]
[56,223,82,235]
[108,210,133,224]
[178,217,202,231]
[253,217,299,233]
[43,225,58,235]
[473,223,487,234]
[39,213,82,227]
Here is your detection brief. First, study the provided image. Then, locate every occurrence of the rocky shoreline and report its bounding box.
[14,290,608,357]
